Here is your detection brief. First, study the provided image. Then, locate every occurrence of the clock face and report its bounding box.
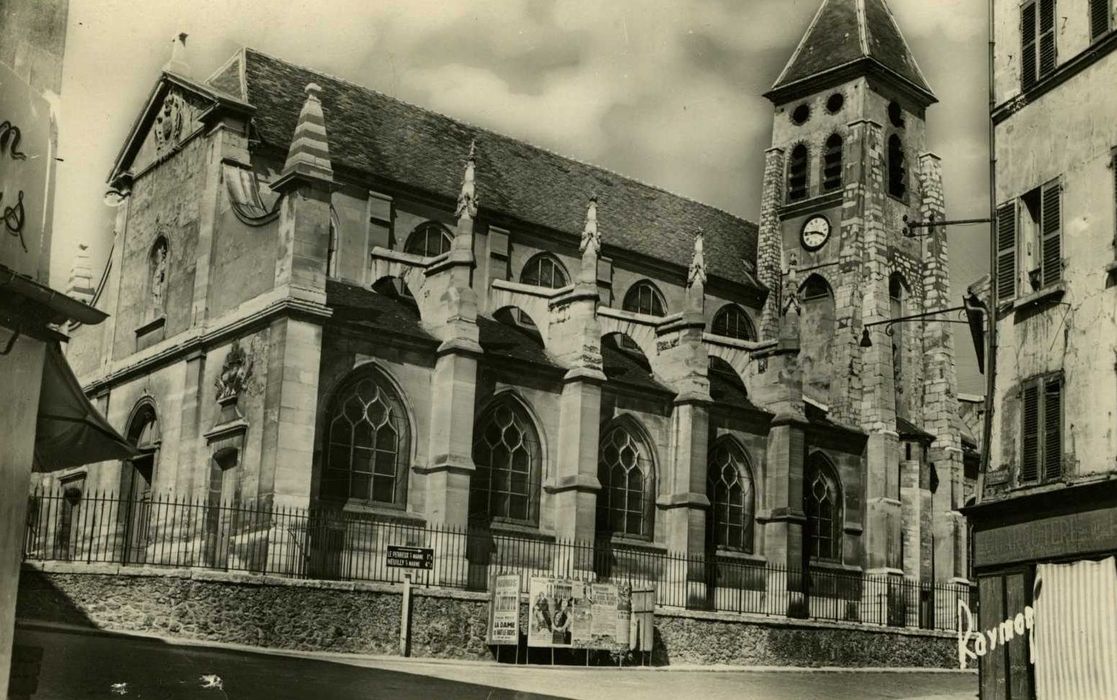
[800,215,831,252]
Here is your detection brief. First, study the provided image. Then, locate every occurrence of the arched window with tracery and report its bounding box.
[804,453,842,562]
[787,143,809,202]
[322,368,411,507]
[822,134,843,192]
[711,304,756,341]
[708,437,755,552]
[470,397,542,525]
[404,221,453,257]
[597,419,656,539]
[520,253,569,289]
[622,280,667,317]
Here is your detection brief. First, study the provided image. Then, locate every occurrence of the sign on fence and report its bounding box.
[487,574,521,645]
[386,545,433,570]
[527,577,635,650]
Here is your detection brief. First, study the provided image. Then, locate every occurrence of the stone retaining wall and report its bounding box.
[16,564,957,667]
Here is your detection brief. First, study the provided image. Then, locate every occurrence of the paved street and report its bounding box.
[14,625,976,700]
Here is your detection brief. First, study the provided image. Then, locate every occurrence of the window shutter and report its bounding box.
[1022,2,1038,89]
[1091,0,1111,40]
[1041,180,1062,287]
[1021,383,1040,482]
[1038,0,1057,76]
[996,202,1017,300]
[1043,378,1062,481]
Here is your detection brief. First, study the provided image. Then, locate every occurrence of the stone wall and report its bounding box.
[17,564,957,668]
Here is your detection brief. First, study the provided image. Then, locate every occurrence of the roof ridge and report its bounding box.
[242,47,755,228]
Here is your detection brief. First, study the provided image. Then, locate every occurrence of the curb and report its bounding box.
[16,618,975,675]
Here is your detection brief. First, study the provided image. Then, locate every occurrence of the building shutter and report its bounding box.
[1038,0,1057,76]
[1022,2,1038,89]
[1043,377,1062,481]
[996,202,1017,301]
[1021,382,1040,482]
[1041,180,1062,288]
[1092,0,1111,40]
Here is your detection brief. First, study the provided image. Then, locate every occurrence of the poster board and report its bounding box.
[527,577,634,650]
[487,574,520,645]
[629,586,655,652]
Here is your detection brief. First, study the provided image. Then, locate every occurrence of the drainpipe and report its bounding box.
[978,0,998,511]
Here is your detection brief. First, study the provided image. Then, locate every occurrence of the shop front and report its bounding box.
[964,480,1117,699]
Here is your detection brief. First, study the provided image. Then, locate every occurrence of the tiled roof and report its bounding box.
[226,49,761,290]
[769,0,934,102]
[477,315,559,370]
[324,280,435,344]
[896,416,935,443]
[601,339,672,394]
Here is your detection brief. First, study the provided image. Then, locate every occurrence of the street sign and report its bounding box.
[386,545,433,570]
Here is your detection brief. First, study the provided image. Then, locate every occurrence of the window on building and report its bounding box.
[1022,0,1057,90]
[826,93,844,114]
[799,274,835,398]
[520,253,569,289]
[788,144,809,202]
[404,221,453,257]
[1092,0,1112,41]
[711,304,757,341]
[708,437,755,553]
[622,280,667,317]
[597,420,656,539]
[888,135,907,200]
[1018,179,1063,293]
[121,403,159,562]
[322,368,411,507]
[1020,373,1062,484]
[822,134,843,193]
[791,104,811,125]
[470,398,542,525]
[804,452,842,562]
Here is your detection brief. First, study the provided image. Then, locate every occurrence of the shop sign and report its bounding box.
[973,507,1117,567]
[957,598,1035,670]
[0,62,55,279]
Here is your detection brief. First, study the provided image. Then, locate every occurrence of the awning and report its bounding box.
[34,342,138,471]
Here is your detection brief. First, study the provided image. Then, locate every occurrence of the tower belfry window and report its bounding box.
[888,135,907,200]
[788,144,809,202]
[822,134,843,193]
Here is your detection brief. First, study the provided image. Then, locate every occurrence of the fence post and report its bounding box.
[399,572,412,657]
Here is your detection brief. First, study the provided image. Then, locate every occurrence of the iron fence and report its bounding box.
[23,490,971,632]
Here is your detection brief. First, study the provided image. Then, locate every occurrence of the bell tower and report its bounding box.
[756,0,966,588]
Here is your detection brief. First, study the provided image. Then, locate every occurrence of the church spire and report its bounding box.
[766,0,934,106]
[272,82,334,192]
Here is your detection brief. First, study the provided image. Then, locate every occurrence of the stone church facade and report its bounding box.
[49,0,972,601]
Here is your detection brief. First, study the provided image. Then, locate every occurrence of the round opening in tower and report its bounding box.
[790,103,811,125]
[888,101,905,128]
[826,93,844,114]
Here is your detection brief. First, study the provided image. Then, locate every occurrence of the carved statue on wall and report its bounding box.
[687,229,706,287]
[153,91,184,153]
[215,341,253,403]
[455,140,478,219]
[150,238,168,311]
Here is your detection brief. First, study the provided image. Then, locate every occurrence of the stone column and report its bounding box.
[756,147,786,341]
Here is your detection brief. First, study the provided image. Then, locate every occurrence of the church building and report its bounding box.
[49,0,973,616]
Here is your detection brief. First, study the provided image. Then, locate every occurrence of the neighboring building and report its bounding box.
[968,0,1117,696]
[47,0,972,620]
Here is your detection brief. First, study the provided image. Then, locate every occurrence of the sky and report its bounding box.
[52,0,990,393]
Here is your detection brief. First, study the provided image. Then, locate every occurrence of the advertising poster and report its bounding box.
[528,577,636,650]
[528,576,584,648]
[488,574,521,645]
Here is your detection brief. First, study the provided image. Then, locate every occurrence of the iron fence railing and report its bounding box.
[23,490,972,632]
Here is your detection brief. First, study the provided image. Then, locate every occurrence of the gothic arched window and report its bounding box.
[470,397,542,525]
[520,253,569,289]
[622,280,667,317]
[787,143,809,202]
[322,368,411,507]
[708,437,755,552]
[597,419,656,539]
[404,221,453,257]
[711,304,756,341]
[805,453,842,562]
[888,134,907,200]
[822,134,843,193]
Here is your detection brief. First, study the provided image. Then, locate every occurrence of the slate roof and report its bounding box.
[477,315,559,370]
[324,279,434,344]
[897,416,936,443]
[214,49,761,291]
[768,0,934,104]
[601,338,672,394]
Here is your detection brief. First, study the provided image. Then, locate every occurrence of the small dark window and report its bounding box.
[822,134,843,193]
[888,135,907,199]
[520,253,569,289]
[1020,374,1062,484]
[791,104,811,125]
[787,144,809,202]
[622,280,667,317]
[711,304,756,341]
[826,93,844,114]
[888,101,905,128]
[404,221,452,257]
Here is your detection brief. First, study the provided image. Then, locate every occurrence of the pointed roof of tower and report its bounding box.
[766,0,935,106]
[272,82,334,191]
